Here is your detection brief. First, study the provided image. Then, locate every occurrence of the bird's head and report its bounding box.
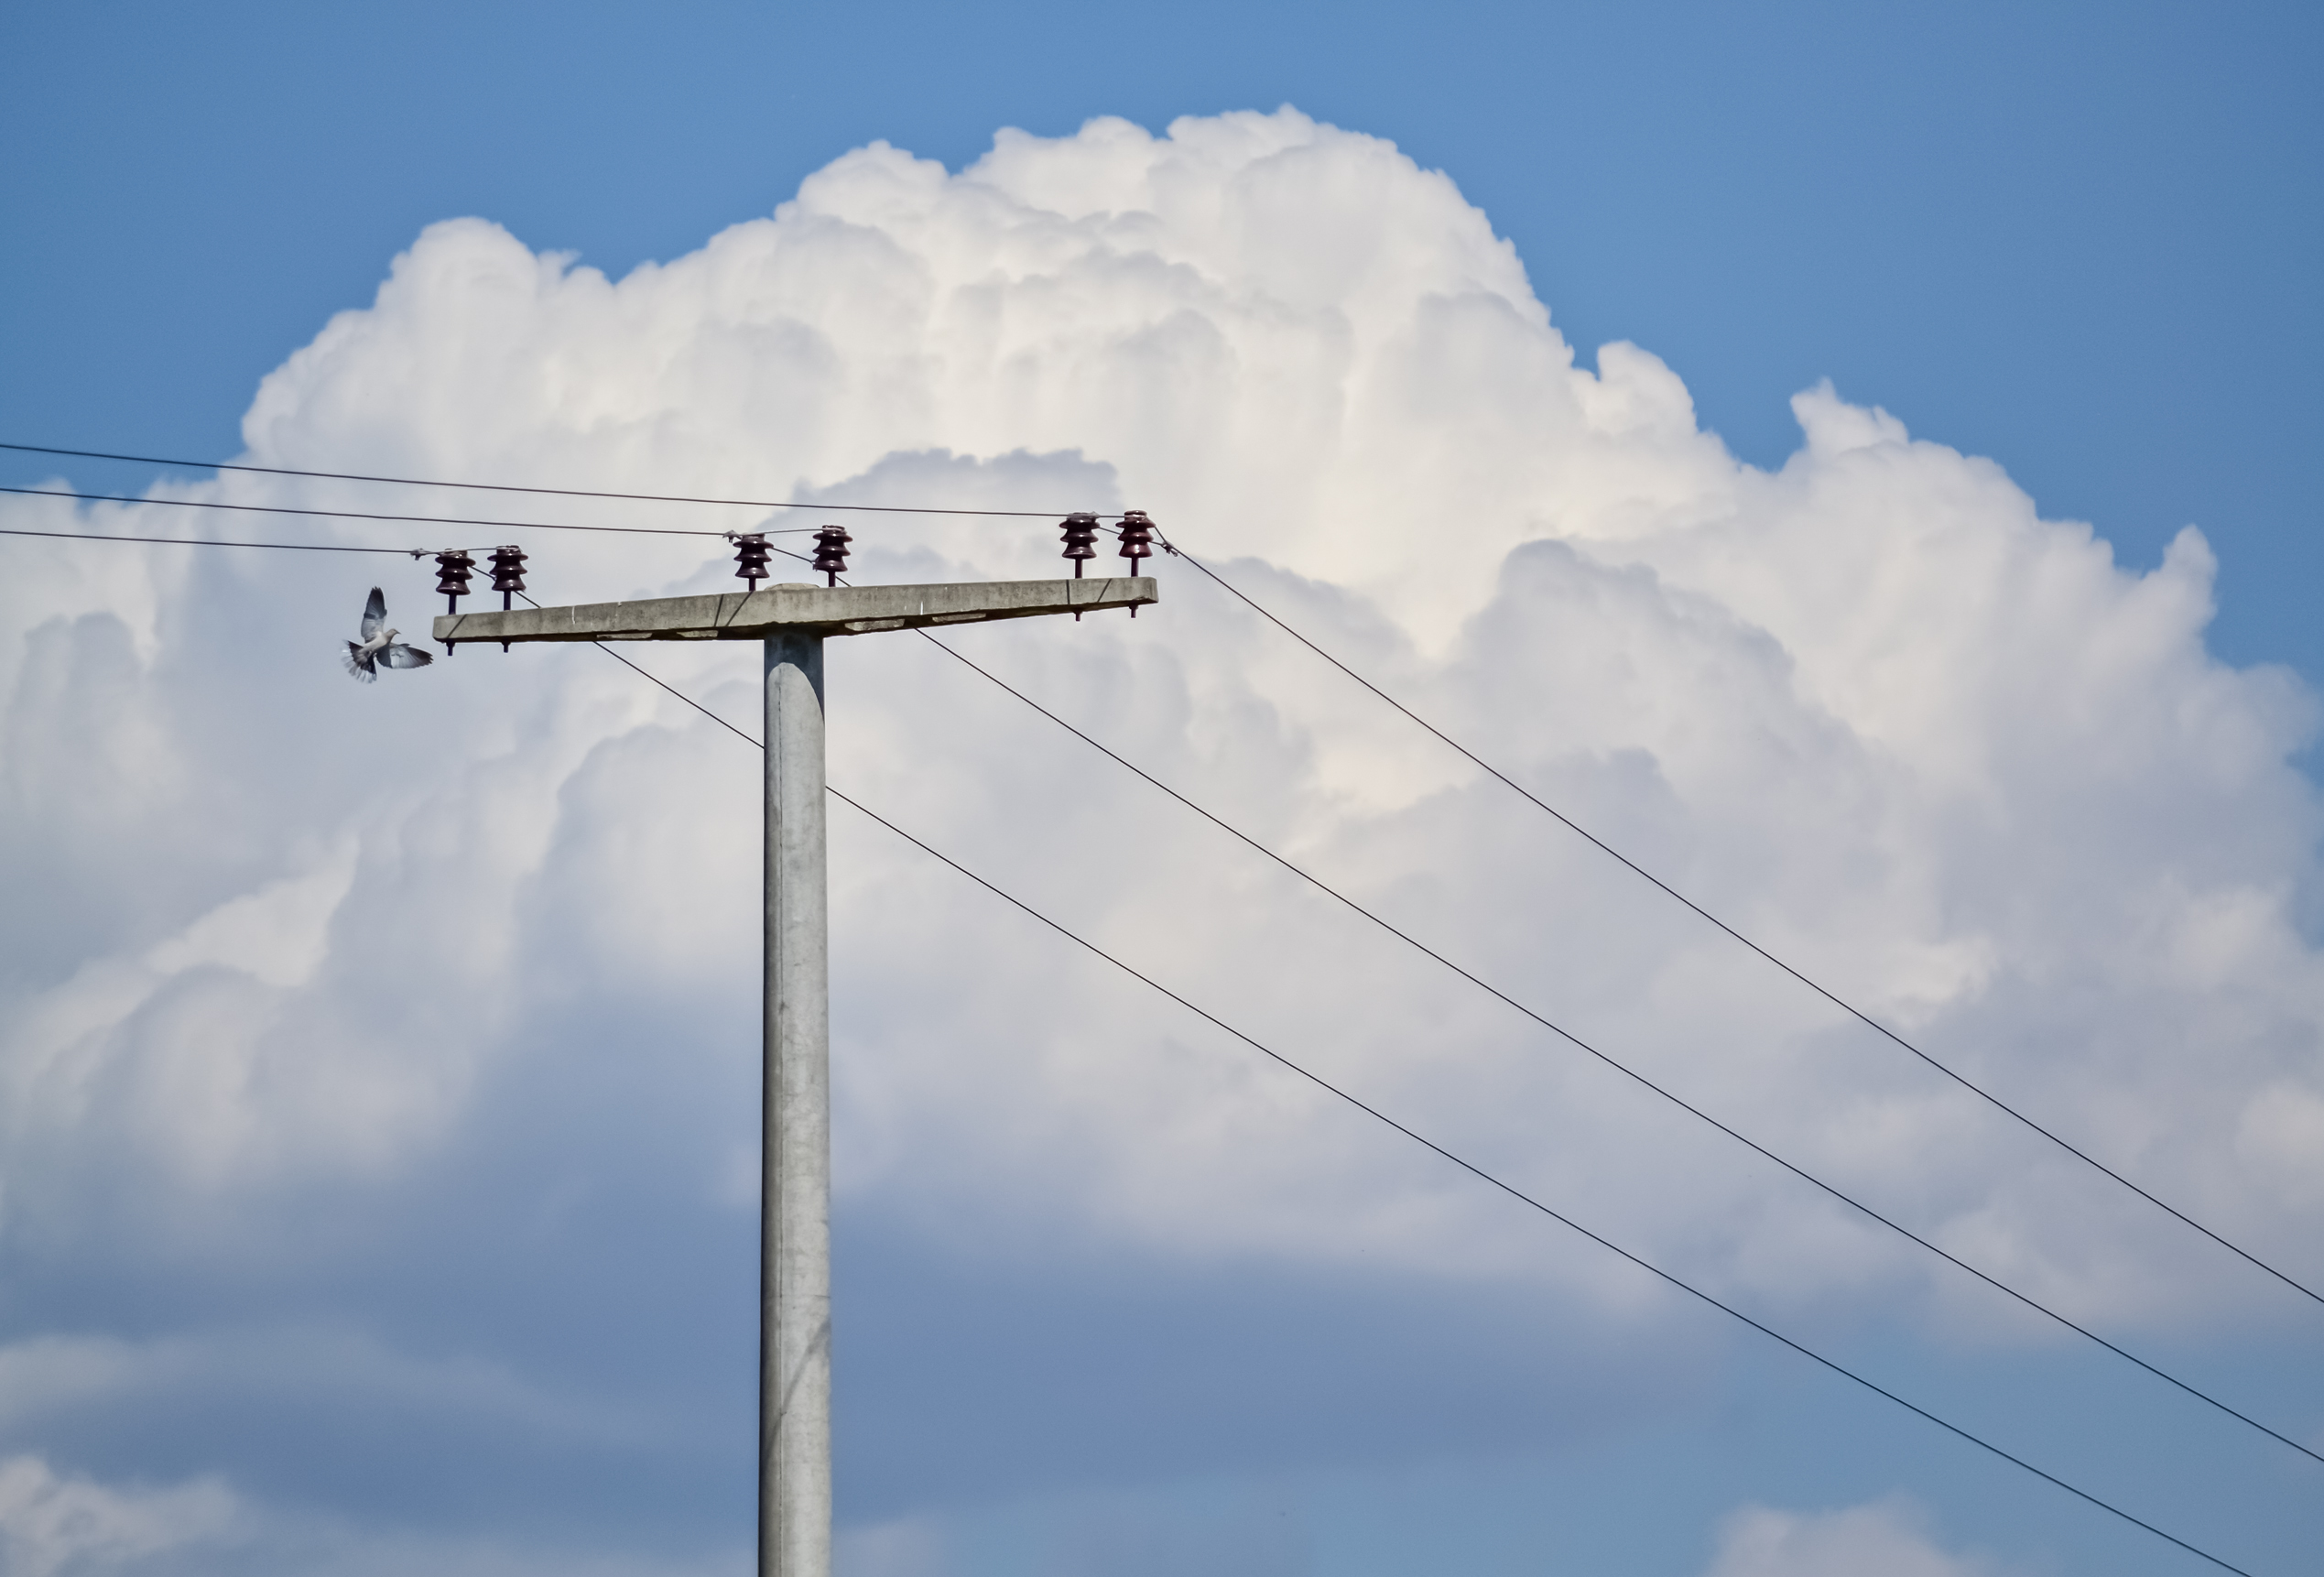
[381,627,398,642]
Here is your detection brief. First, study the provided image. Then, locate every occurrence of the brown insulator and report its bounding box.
[1059,513,1099,578]
[733,533,773,592]
[488,546,528,608]
[1116,511,1156,616]
[811,525,852,587]
[434,549,475,614]
[1117,511,1155,573]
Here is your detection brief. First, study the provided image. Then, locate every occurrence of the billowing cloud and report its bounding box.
[4,105,2320,1563]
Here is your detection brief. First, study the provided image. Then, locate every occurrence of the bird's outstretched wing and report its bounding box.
[344,641,378,681]
[378,644,434,670]
[360,587,386,641]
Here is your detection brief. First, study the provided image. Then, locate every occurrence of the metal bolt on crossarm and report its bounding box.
[810,527,852,587]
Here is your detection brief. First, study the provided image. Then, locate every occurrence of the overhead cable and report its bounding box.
[4,525,837,568]
[0,524,417,555]
[0,441,1113,519]
[1155,529,2324,1313]
[0,484,792,540]
[586,638,2259,1577]
[913,629,2324,1470]
[16,487,2315,1317]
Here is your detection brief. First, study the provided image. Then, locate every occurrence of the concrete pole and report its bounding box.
[761,632,831,1577]
[434,574,1156,1577]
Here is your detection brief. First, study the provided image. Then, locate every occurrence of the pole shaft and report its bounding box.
[761,634,831,1577]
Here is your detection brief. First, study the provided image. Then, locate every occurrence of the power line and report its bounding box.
[4,523,837,570]
[1155,529,2324,1313]
[911,629,2324,1470]
[0,543,2259,1566]
[0,484,800,541]
[11,464,2300,1556]
[588,638,2258,1577]
[19,506,2319,1343]
[587,636,766,748]
[0,525,416,555]
[0,440,1116,520]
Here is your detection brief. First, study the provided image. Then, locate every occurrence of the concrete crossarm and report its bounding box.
[433,576,1157,646]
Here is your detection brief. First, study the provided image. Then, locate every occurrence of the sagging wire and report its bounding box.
[0,483,798,541]
[1149,525,2324,1315]
[0,440,1127,519]
[575,637,2260,1577]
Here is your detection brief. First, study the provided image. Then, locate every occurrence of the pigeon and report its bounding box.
[344,587,434,681]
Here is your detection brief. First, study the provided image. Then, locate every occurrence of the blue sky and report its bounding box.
[4,5,2322,1576]
[7,1,2319,672]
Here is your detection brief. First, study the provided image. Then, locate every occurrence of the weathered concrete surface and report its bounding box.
[433,576,1157,647]
[762,634,830,1577]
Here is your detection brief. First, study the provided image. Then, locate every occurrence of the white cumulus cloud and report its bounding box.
[5,105,2322,1382]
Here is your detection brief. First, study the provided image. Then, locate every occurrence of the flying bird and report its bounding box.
[344,587,434,681]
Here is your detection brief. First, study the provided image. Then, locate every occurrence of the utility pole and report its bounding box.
[436,559,1158,1577]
